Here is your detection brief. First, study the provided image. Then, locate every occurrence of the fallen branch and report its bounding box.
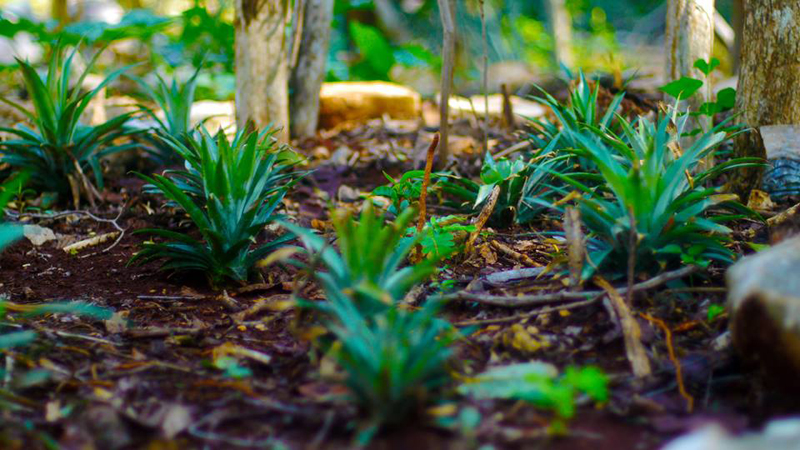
[63,231,119,254]
[125,327,207,339]
[438,265,697,307]
[454,296,600,327]
[596,276,651,379]
[766,201,800,227]
[490,240,539,267]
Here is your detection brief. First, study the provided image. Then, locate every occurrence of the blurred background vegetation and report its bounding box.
[0,0,740,101]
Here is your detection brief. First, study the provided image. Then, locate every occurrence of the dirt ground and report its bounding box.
[0,113,790,449]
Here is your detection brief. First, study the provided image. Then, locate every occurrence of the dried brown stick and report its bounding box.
[767,201,800,227]
[596,276,652,379]
[501,83,516,129]
[416,134,440,235]
[453,296,600,327]
[438,265,697,307]
[490,240,539,267]
[465,185,501,253]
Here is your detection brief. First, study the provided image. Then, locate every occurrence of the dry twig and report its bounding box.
[439,265,697,307]
[490,240,539,267]
[595,276,652,379]
[466,185,501,253]
[454,296,600,327]
[414,134,440,261]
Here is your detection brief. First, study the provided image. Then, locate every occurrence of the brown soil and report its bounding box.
[0,136,786,450]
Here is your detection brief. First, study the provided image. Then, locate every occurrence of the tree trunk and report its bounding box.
[52,0,69,28]
[436,0,455,168]
[234,0,290,142]
[374,0,411,42]
[666,0,715,162]
[665,0,715,86]
[733,0,800,197]
[289,0,333,139]
[732,0,744,72]
[546,0,574,69]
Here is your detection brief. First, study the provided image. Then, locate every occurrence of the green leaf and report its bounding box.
[694,57,720,76]
[716,87,736,110]
[707,304,725,322]
[659,76,704,99]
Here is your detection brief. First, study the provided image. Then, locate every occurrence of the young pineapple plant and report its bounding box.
[130,128,298,286]
[284,204,439,315]
[152,126,299,203]
[543,110,762,277]
[133,66,202,164]
[518,73,625,224]
[0,44,138,206]
[439,153,531,227]
[285,205,457,442]
[322,296,456,444]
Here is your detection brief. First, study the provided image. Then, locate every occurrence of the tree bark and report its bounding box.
[733,0,800,197]
[234,0,290,142]
[732,0,744,72]
[52,0,69,28]
[666,0,715,83]
[546,0,574,69]
[436,0,455,168]
[666,0,715,163]
[288,0,333,139]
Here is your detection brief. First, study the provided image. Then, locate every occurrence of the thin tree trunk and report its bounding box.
[732,0,744,72]
[666,0,715,84]
[52,0,69,28]
[733,0,800,197]
[665,0,715,164]
[374,0,411,43]
[289,0,333,139]
[437,0,455,168]
[547,0,574,69]
[234,0,290,142]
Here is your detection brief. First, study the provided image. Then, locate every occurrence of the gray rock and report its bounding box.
[662,418,800,450]
[23,225,56,247]
[726,236,800,386]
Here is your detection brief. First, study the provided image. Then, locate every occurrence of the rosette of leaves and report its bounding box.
[283,204,440,316]
[285,205,457,443]
[130,128,297,286]
[440,153,530,227]
[0,43,138,205]
[541,110,762,277]
[518,73,624,224]
[149,127,301,204]
[322,296,457,444]
[528,71,624,151]
[132,65,203,164]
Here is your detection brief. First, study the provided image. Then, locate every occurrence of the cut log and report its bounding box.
[317,82,421,129]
